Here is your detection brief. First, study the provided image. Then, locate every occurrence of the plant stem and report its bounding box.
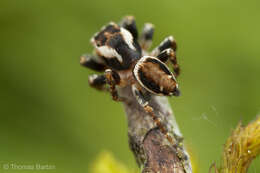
[119,86,192,173]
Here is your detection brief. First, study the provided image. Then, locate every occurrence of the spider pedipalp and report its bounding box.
[133,56,180,96]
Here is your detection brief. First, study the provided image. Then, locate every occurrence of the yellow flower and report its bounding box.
[90,151,137,173]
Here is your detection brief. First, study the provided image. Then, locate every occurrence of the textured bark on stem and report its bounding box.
[119,86,192,173]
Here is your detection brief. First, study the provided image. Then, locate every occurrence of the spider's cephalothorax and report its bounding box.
[91,22,141,71]
[80,16,181,145]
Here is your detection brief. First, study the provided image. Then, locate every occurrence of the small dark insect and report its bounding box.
[80,16,181,144]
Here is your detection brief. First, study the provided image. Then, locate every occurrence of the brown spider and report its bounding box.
[80,16,181,145]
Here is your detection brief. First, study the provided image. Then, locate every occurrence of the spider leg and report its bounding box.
[157,48,180,77]
[104,69,125,102]
[139,23,154,51]
[151,36,177,56]
[120,16,138,40]
[80,54,106,72]
[88,74,107,91]
[132,85,175,144]
[88,70,126,101]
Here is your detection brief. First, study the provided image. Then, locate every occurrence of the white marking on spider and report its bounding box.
[90,36,96,45]
[169,74,177,81]
[80,55,88,64]
[100,22,117,32]
[94,45,123,63]
[108,21,117,26]
[166,48,172,54]
[168,35,174,42]
[143,101,148,106]
[160,86,164,92]
[133,56,150,83]
[120,27,136,50]
[143,23,154,32]
[158,36,175,48]
[105,69,112,73]
[89,74,98,83]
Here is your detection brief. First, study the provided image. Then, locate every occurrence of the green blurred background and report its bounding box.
[0,0,259,172]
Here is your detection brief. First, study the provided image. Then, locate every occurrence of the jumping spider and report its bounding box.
[80,16,181,144]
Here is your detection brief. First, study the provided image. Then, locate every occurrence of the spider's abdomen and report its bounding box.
[133,56,180,96]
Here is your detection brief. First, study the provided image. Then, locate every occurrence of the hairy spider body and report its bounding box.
[92,22,141,71]
[80,16,181,145]
[134,56,179,96]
